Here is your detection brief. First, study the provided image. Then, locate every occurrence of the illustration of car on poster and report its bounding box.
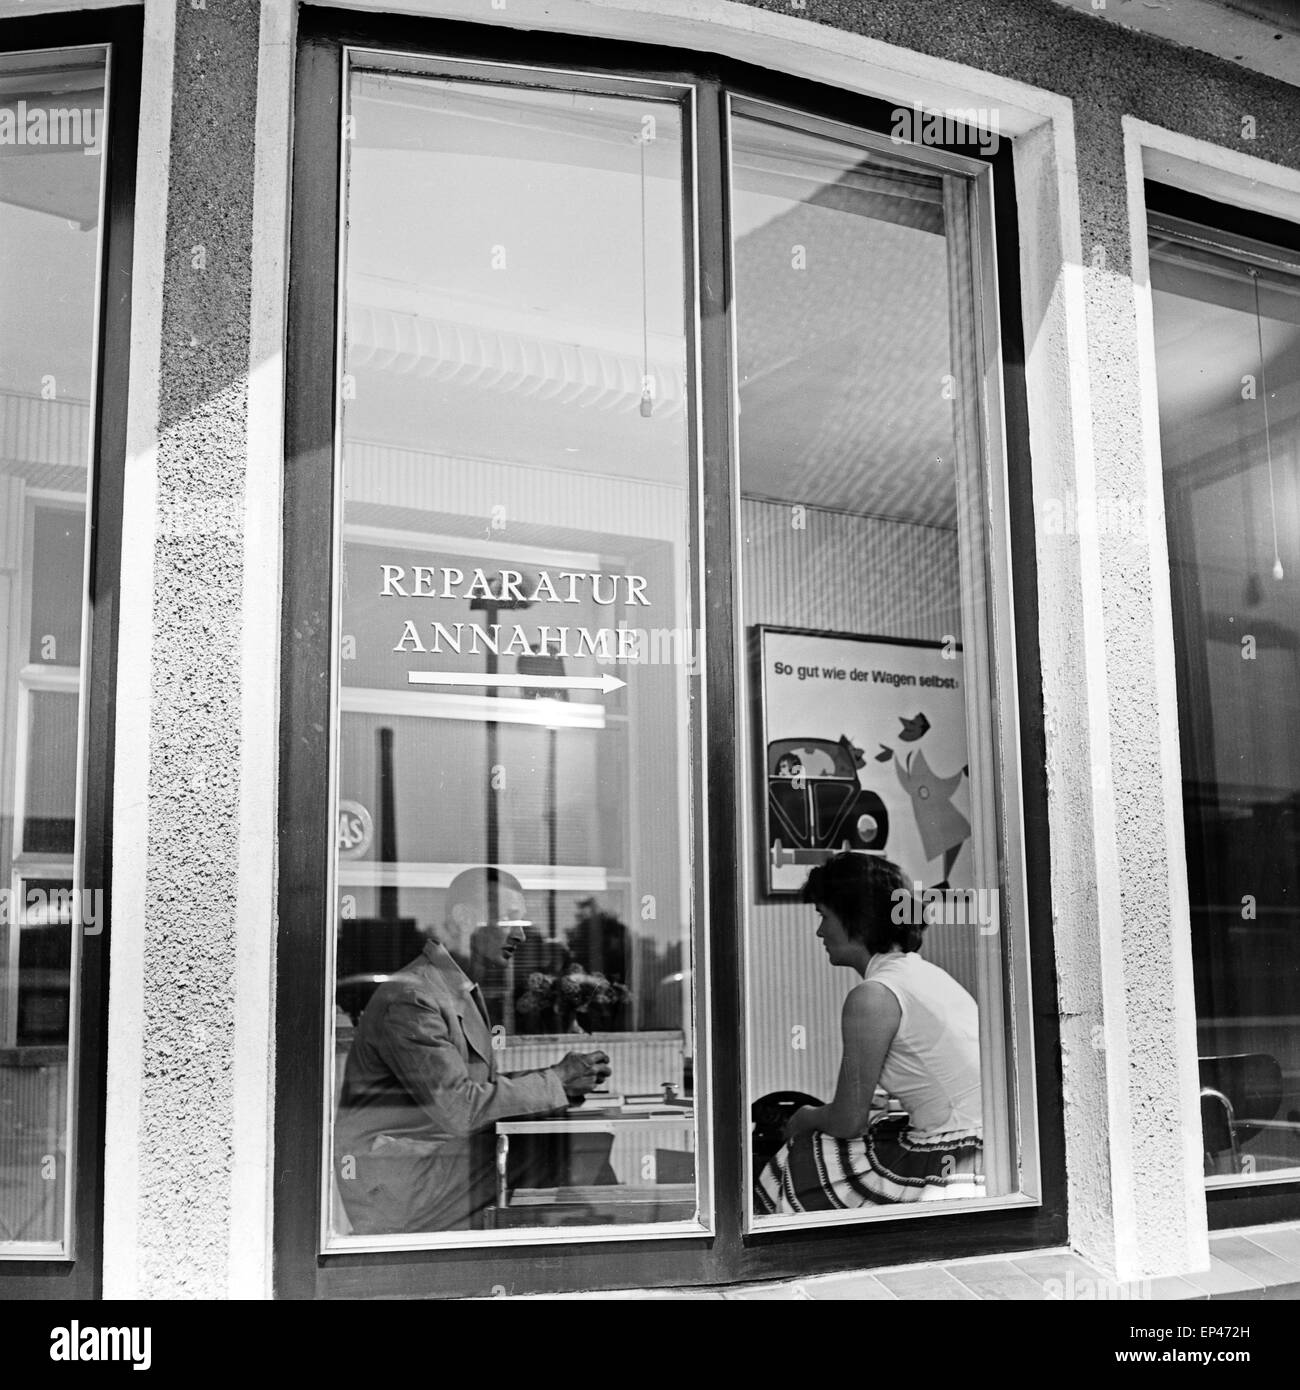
[767,737,890,876]
[758,627,973,897]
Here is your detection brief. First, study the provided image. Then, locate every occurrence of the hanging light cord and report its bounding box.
[638,130,652,416]
[1250,268,1285,582]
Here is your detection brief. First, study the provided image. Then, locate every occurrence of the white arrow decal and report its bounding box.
[408,671,627,694]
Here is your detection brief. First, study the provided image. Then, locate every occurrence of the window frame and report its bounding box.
[326,49,713,1254]
[722,92,1041,1234]
[277,5,1066,1299]
[0,6,139,1296]
[1146,179,1300,1234]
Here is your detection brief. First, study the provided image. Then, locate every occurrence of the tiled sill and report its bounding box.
[492,1222,1300,1300]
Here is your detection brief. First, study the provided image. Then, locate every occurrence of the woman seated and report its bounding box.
[755,852,984,1214]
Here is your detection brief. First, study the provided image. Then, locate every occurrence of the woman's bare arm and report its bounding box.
[785,982,901,1141]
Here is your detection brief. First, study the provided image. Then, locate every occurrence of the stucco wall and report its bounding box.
[97,0,268,1298]
[140,0,259,1296]
[720,0,1298,1277]
[93,0,1300,1295]
[734,0,1300,171]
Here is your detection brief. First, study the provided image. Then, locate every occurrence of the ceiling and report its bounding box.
[1048,0,1300,86]
[345,80,963,529]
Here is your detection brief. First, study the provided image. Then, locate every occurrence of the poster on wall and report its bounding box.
[756,626,972,898]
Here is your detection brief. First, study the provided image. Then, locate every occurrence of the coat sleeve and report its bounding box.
[376,995,568,1137]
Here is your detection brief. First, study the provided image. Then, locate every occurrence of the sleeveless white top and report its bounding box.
[860,950,982,1141]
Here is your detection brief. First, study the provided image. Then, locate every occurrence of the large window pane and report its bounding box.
[0,48,106,1255]
[1151,220,1300,1185]
[327,64,701,1244]
[730,109,1022,1224]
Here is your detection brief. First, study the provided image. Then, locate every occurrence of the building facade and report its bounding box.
[1,0,1298,1299]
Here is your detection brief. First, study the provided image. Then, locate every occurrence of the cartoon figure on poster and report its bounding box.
[760,628,972,897]
[880,713,970,889]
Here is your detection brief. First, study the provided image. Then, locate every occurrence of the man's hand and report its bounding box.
[553,1050,612,1097]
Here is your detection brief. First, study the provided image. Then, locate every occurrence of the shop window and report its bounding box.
[281,13,1058,1294]
[1150,202,1300,1194]
[325,61,703,1245]
[0,47,105,1258]
[0,13,134,1292]
[730,105,1029,1226]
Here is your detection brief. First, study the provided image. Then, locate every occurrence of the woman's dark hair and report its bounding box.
[800,852,923,954]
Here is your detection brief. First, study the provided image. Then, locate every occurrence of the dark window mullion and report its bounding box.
[78,12,141,1295]
[693,76,746,1272]
[275,27,345,1302]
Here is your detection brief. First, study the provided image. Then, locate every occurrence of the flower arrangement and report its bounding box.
[516,963,631,1033]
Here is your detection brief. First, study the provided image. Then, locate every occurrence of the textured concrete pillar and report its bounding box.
[1073,120,1209,1280]
[418,0,1300,1277]
[87,0,1300,1298]
[105,0,286,1298]
[1023,110,1208,1281]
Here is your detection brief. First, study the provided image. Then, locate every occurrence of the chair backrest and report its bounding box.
[1199,1089,1235,1173]
[335,916,423,1023]
[751,1090,824,1166]
[1198,1053,1283,1146]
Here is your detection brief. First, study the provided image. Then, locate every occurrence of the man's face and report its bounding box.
[469,886,530,968]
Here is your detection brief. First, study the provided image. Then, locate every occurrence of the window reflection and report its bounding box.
[328,70,699,1241]
[1151,224,1300,1184]
[0,49,106,1254]
[730,112,1013,1221]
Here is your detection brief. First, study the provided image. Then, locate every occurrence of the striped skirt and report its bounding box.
[754,1113,984,1214]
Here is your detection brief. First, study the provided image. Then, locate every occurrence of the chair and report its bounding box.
[334,916,423,1024]
[751,1091,823,1169]
[1198,1053,1283,1176]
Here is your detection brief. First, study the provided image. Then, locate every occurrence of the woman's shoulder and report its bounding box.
[846,973,899,1006]
[863,949,914,984]
[842,976,902,1034]
[865,951,970,1003]
[853,955,910,1014]
[899,955,981,1024]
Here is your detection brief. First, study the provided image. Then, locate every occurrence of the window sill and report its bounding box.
[477,1223,1300,1300]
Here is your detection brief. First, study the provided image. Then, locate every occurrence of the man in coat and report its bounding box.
[335,866,610,1233]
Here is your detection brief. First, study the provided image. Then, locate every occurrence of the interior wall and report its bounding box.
[346,442,695,1035]
[740,495,961,1100]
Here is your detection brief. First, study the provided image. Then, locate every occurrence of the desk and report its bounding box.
[495,1107,695,1211]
